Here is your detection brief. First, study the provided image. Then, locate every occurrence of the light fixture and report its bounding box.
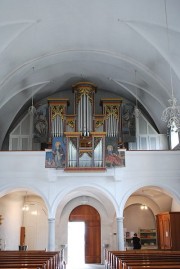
[161,0,180,130]
[22,204,29,211]
[31,210,37,215]
[133,70,141,118]
[28,67,36,115]
[140,205,148,210]
[28,91,36,115]
[22,192,29,211]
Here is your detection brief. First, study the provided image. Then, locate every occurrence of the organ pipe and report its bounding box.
[51,115,64,137]
[104,104,120,137]
[48,84,123,170]
[77,93,92,136]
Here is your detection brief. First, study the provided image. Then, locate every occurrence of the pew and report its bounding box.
[0,250,62,269]
[123,261,180,269]
[105,249,180,269]
[128,265,180,269]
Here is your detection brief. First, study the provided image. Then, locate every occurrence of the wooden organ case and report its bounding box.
[47,82,122,171]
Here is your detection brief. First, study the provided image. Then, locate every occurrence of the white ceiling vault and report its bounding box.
[1,0,180,149]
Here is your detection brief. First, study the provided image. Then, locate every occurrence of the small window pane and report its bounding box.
[12,126,20,135]
[22,138,29,150]
[171,130,179,149]
[21,116,30,135]
[149,137,156,150]
[140,137,147,149]
[139,117,147,134]
[11,138,19,150]
[148,125,156,134]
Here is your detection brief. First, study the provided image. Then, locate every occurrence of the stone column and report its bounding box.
[48,218,55,250]
[116,217,125,250]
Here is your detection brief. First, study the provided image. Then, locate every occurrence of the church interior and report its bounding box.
[0,0,180,267]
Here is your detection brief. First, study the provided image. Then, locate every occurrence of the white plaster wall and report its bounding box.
[0,193,48,250]
[0,150,180,252]
[123,204,156,234]
[0,194,23,250]
[171,198,180,211]
[23,198,48,250]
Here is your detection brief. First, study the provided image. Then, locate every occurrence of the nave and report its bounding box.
[66,264,104,269]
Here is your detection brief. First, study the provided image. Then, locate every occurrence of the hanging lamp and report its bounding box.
[133,70,141,118]
[161,0,180,130]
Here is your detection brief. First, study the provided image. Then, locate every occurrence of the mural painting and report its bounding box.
[105,138,125,168]
[45,137,66,168]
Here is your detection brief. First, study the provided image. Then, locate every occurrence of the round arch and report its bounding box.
[125,195,160,216]
[0,185,49,250]
[54,186,119,261]
[119,182,180,217]
[0,184,51,215]
[50,183,119,218]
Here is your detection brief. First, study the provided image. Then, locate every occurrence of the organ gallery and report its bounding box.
[33,82,136,170]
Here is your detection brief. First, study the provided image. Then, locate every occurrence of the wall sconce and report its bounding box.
[140,205,148,210]
[22,204,29,211]
[0,215,4,225]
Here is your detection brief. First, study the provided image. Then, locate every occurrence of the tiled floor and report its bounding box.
[66,263,104,269]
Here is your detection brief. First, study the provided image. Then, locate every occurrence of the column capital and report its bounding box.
[48,218,55,222]
[116,217,124,222]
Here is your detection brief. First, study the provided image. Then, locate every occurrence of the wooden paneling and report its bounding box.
[20,226,25,245]
[156,212,180,250]
[69,205,101,263]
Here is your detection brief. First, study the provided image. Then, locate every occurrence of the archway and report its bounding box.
[69,205,101,264]
[122,185,180,250]
[0,190,48,250]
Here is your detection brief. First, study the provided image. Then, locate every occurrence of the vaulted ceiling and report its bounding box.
[1,0,180,149]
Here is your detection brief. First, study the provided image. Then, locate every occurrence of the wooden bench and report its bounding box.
[105,250,180,269]
[128,265,180,269]
[123,261,180,269]
[1,267,41,269]
[118,254,180,269]
[0,250,61,269]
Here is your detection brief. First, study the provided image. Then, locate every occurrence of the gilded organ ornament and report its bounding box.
[45,82,128,171]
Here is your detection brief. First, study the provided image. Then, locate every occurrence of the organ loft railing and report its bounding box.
[46,82,126,171]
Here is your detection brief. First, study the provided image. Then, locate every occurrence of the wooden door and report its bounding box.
[20,226,25,245]
[69,205,101,263]
[162,214,171,249]
[156,213,171,250]
[157,217,165,249]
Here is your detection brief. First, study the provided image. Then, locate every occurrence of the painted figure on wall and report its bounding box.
[45,151,54,168]
[122,103,136,142]
[52,137,66,168]
[34,103,48,143]
[45,137,66,168]
[105,138,125,168]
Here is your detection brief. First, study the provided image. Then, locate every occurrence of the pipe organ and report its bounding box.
[101,99,122,139]
[47,82,125,171]
[73,82,95,136]
[48,99,69,138]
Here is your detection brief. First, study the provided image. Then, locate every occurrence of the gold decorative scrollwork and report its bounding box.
[95,120,104,128]
[67,120,75,129]
[51,105,65,120]
[105,105,119,119]
[75,87,94,104]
